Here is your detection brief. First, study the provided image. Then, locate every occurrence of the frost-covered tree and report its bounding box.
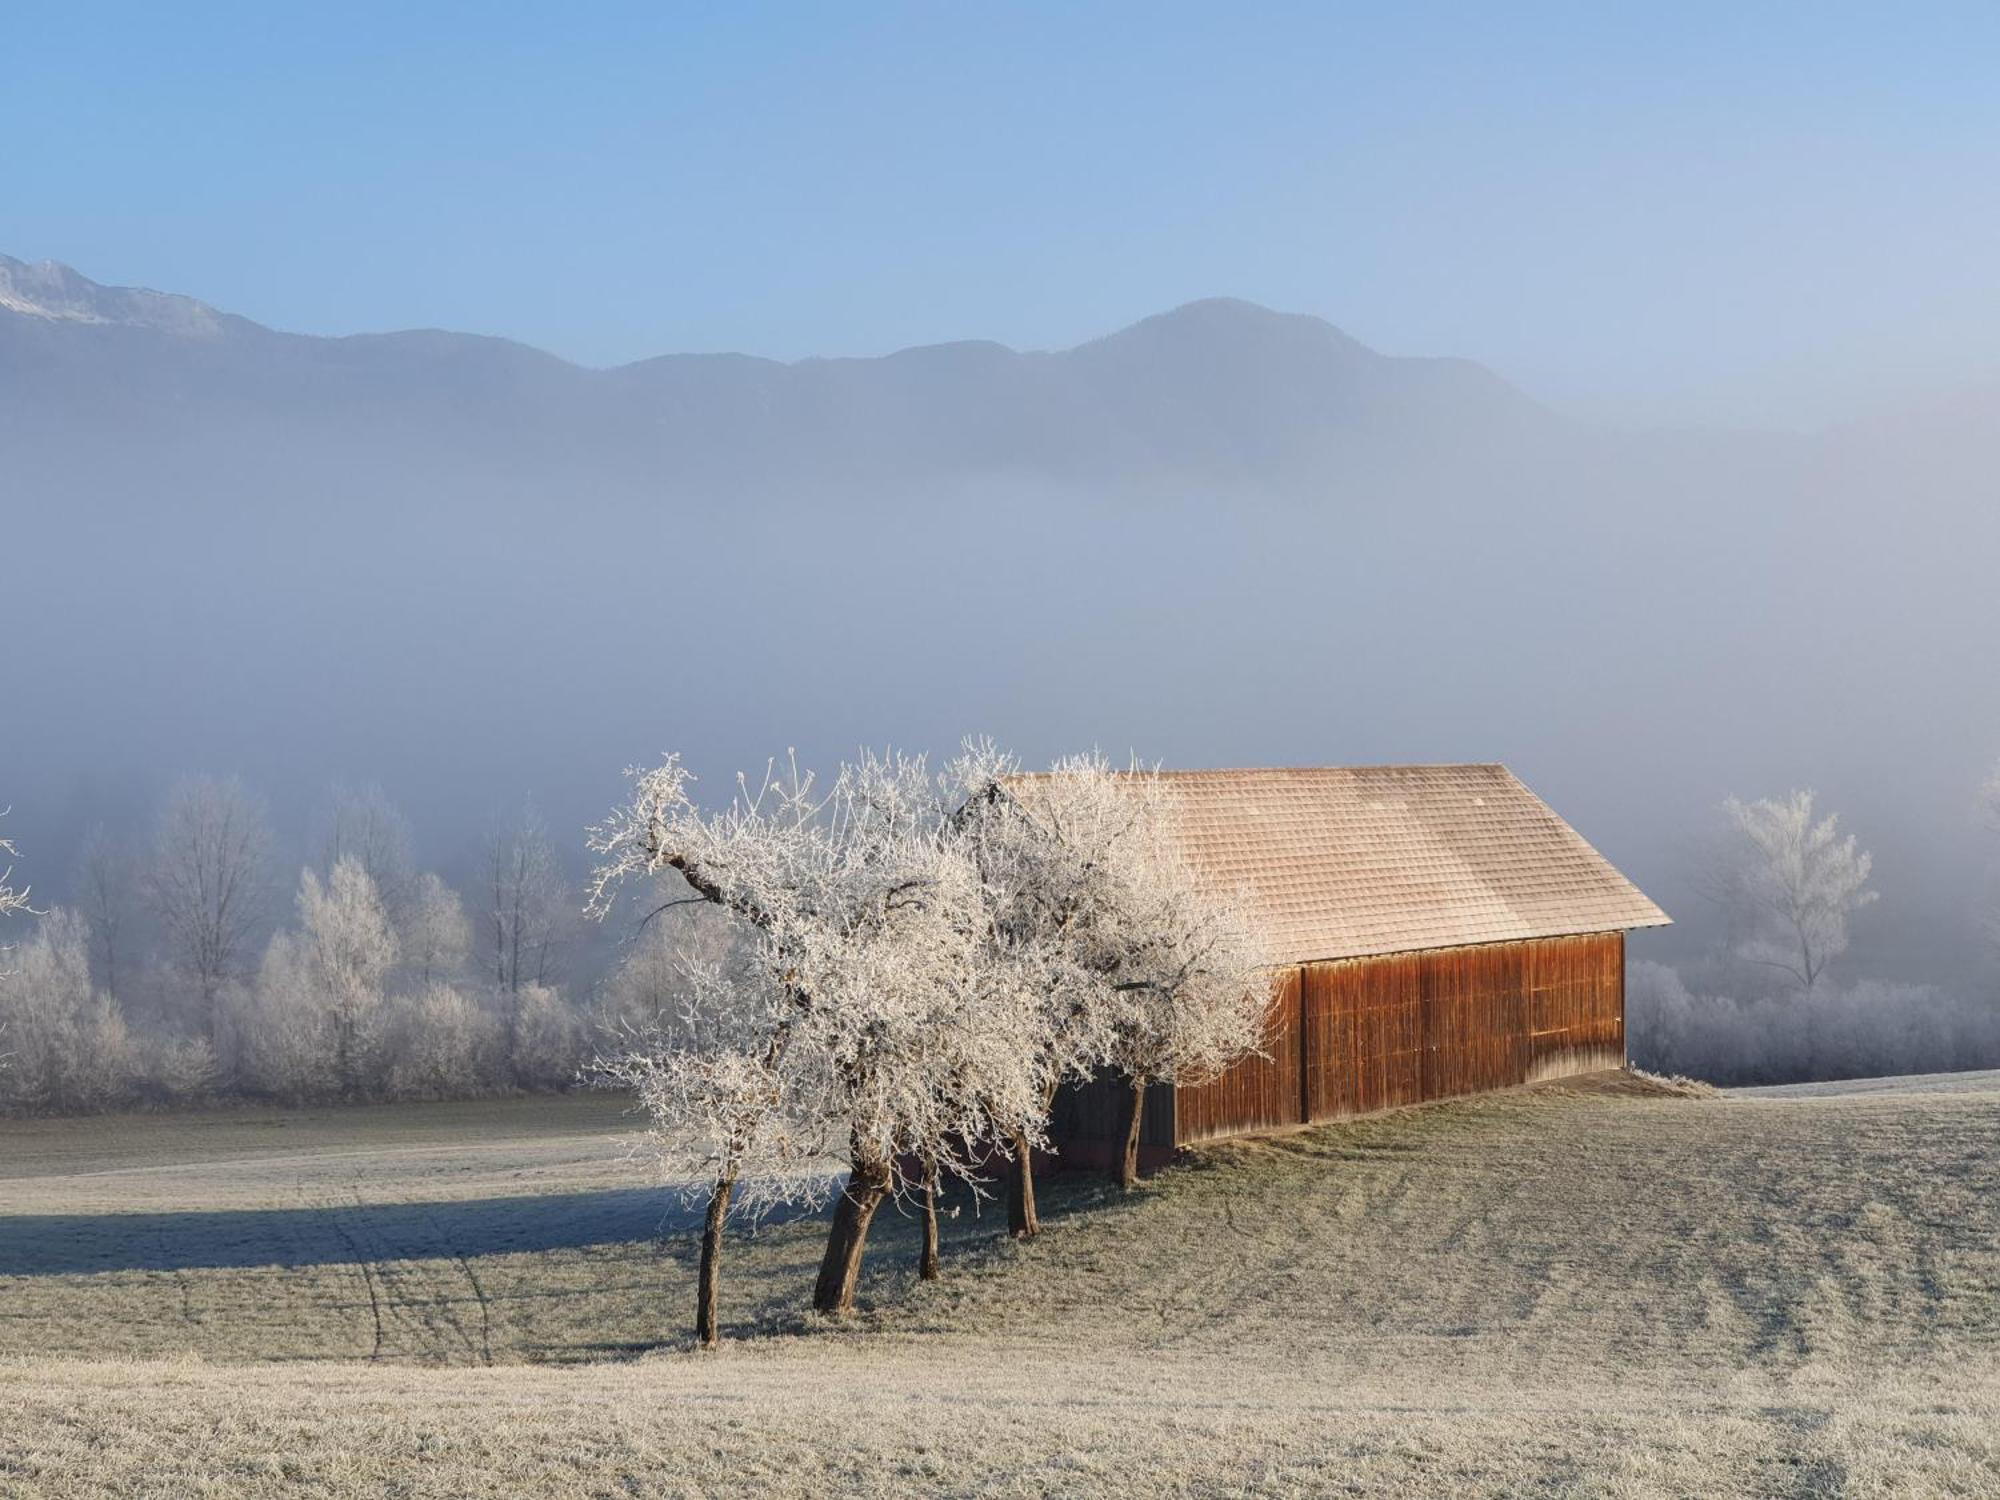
[299,859,400,1097]
[1716,791,1876,998]
[401,872,471,987]
[589,749,1040,1318]
[598,897,737,1032]
[1090,802,1271,1189]
[593,949,834,1345]
[508,983,585,1089]
[146,776,273,1047]
[0,910,135,1113]
[0,813,32,928]
[974,753,1271,1190]
[247,859,398,1100]
[952,747,1160,1231]
[1712,790,1877,1074]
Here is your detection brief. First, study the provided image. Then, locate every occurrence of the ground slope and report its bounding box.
[2,1077,1996,1497]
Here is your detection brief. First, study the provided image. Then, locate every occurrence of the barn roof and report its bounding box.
[1002,763,1669,966]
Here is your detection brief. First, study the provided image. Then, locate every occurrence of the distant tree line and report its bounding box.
[1628,773,2000,1086]
[0,778,648,1115]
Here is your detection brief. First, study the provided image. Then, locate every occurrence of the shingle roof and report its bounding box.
[1002,764,1669,965]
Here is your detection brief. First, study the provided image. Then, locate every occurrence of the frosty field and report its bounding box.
[3,1076,1997,1498]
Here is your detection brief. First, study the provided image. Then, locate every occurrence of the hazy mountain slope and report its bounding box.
[4,255,1996,990]
[0,258,1549,496]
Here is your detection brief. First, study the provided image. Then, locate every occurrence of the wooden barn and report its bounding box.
[1039,764,1671,1170]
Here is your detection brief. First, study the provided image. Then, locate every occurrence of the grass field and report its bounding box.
[3,1074,1997,1497]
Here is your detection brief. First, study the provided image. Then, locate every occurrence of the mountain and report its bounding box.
[0,254,248,336]
[0,259,1549,501]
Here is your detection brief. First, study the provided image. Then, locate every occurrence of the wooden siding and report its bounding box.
[1171,931,1625,1146]
[1174,967,1304,1145]
[1049,1070,1177,1153]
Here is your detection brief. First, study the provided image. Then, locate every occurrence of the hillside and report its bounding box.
[3,1077,1996,1495]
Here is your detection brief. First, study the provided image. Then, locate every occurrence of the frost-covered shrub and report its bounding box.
[233,938,340,1102]
[0,909,138,1113]
[1628,958,2000,1085]
[135,1037,218,1107]
[509,983,585,1090]
[384,984,504,1099]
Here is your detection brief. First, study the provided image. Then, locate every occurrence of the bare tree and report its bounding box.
[146,776,273,1047]
[316,783,417,919]
[72,824,133,1002]
[486,801,569,997]
[1715,791,1877,998]
[1981,762,2000,961]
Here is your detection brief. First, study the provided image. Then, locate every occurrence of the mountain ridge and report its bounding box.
[0,253,1513,393]
[0,253,1556,492]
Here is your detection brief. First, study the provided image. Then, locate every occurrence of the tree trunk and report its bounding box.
[696,1177,733,1348]
[813,1155,892,1315]
[918,1171,941,1281]
[1007,1129,1040,1239]
[1118,1077,1146,1190]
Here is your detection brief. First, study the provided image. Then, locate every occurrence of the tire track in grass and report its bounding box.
[420,1203,495,1366]
[301,1177,386,1360]
[344,1192,478,1363]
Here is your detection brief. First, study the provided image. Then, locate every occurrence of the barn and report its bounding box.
[1038,764,1671,1170]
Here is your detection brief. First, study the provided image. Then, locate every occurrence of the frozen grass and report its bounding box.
[1736,1067,2000,1099]
[3,1076,1998,1496]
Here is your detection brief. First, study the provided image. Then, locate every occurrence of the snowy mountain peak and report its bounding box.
[0,255,236,337]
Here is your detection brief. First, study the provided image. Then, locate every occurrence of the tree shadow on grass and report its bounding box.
[0,1188,831,1277]
[708,1167,1146,1344]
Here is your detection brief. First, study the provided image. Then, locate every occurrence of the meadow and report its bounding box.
[3,1075,1996,1497]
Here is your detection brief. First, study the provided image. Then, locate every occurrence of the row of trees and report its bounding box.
[585,745,1272,1344]
[0,778,601,1113]
[92,778,574,1030]
[0,858,596,1114]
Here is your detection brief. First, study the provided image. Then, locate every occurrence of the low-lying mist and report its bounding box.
[6,280,1999,1094]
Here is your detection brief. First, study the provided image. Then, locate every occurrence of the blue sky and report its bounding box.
[6,2,1998,424]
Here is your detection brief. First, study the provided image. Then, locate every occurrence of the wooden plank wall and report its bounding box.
[1174,967,1304,1145]
[1049,1070,1178,1151]
[1172,931,1625,1146]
